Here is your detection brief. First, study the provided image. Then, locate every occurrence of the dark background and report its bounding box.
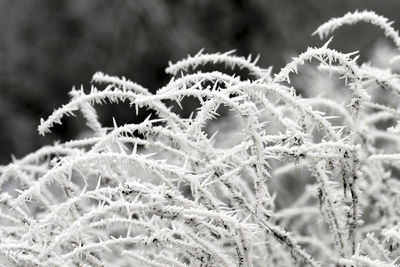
[1,0,400,163]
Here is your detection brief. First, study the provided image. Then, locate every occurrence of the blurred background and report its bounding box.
[1,0,400,164]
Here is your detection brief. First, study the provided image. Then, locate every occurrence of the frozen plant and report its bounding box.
[2,10,400,267]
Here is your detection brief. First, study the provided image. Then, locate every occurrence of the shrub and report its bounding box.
[1,10,400,266]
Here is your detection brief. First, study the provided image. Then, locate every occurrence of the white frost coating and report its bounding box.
[166,49,273,80]
[2,10,400,267]
[313,10,400,49]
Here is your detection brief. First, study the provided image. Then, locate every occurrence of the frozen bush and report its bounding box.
[1,10,400,267]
